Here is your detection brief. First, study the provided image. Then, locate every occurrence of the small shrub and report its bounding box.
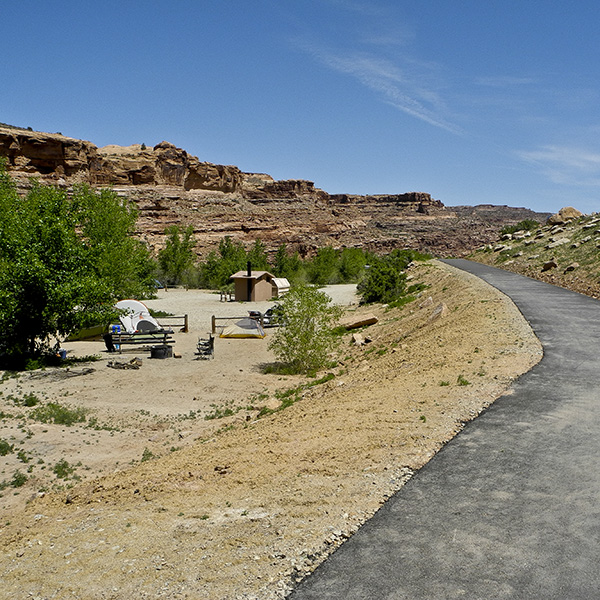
[16,450,30,463]
[439,381,450,387]
[204,406,235,421]
[457,374,471,386]
[52,459,77,479]
[30,402,87,426]
[141,447,155,462]
[0,439,14,456]
[11,470,28,488]
[12,393,40,407]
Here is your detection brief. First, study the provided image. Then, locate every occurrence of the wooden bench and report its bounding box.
[104,329,175,354]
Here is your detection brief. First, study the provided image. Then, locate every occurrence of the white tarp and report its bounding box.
[114,299,161,334]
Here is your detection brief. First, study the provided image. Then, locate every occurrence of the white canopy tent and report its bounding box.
[114,299,161,334]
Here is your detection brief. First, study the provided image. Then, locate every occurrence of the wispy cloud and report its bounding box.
[517,145,600,186]
[299,41,462,134]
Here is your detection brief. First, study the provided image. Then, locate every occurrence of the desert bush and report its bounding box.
[10,470,28,487]
[268,285,342,374]
[30,402,87,426]
[0,438,14,456]
[52,459,78,479]
[358,249,429,304]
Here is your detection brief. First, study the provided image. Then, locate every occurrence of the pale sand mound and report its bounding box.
[0,261,542,599]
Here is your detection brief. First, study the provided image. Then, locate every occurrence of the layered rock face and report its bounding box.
[0,125,550,258]
[90,142,245,192]
[0,127,95,176]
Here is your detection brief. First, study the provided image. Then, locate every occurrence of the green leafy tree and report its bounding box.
[273,243,304,283]
[339,247,369,282]
[358,259,407,304]
[357,249,428,304]
[73,184,155,298]
[307,246,340,285]
[246,239,270,271]
[268,285,342,374]
[0,163,154,365]
[158,225,197,286]
[201,236,247,289]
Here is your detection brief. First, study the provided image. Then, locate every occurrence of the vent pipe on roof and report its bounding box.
[247,261,252,301]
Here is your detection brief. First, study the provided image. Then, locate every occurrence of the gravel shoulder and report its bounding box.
[0,262,542,599]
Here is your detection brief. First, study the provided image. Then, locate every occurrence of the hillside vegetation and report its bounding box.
[470,210,600,299]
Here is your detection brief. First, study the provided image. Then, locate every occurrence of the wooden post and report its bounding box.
[183,314,189,333]
[212,315,216,334]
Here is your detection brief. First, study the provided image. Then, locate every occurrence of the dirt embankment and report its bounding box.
[0,262,542,599]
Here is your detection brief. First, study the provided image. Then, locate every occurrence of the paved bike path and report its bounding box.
[290,259,600,599]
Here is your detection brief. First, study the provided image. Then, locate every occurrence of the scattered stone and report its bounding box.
[339,313,378,330]
[541,259,558,272]
[419,296,434,308]
[564,262,579,273]
[546,238,570,249]
[428,302,448,321]
[352,333,365,347]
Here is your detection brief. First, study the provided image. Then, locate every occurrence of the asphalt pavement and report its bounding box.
[289,259,600,599]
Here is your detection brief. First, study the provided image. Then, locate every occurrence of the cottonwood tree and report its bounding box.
[268,285,342,374]
[157,225,197,286]
[201,236,248,289]
[0,163,155,366]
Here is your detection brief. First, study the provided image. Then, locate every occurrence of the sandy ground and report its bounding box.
[0,262,542,599]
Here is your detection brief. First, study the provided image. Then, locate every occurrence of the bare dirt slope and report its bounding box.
[0,262,542,599]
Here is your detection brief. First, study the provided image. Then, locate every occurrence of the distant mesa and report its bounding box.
[0,123,551,258]
[0,124,437,207]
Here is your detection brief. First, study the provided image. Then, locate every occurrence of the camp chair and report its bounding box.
[195,334,214,359]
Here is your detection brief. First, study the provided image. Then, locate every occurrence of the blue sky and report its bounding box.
[3,1,600,214]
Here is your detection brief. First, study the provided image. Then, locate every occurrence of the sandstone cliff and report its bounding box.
[0,124,549,258]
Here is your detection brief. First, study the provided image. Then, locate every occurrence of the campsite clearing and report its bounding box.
[0,263,541,599]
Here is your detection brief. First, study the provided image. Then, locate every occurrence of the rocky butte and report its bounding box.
[0,124,550,258]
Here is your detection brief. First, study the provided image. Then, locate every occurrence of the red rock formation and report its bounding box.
[0,127,96,176]
[0,124,551,258]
